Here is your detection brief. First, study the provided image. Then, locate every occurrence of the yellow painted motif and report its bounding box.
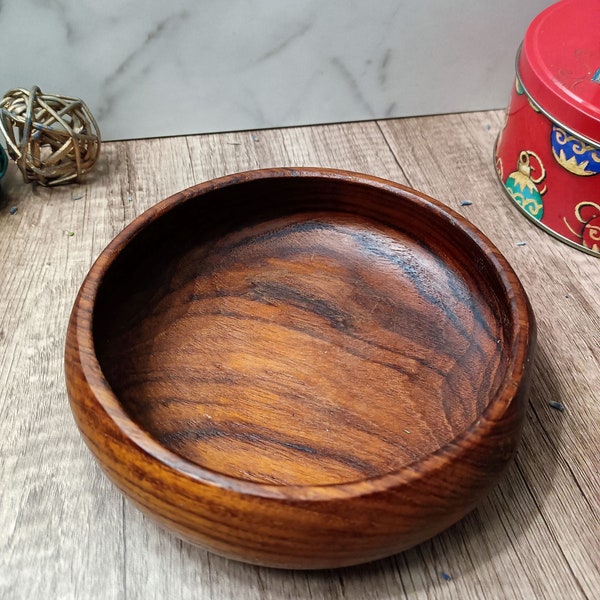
[564,201,600,252]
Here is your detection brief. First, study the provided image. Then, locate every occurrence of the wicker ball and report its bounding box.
[0,86,101,186]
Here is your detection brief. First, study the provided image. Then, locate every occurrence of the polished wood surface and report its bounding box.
[65,169,535,568]
[1,111,598,596]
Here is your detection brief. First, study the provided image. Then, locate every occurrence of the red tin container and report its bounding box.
[494,0,600,257]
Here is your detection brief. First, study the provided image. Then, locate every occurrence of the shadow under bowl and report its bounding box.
[65,168,536,569]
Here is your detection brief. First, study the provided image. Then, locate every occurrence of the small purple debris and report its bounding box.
[460,200,473,206]
[440,572,452,582]
[9,206,17,215]
[486,124,492,131]
[549,400,565,412]
[516,241,527,247]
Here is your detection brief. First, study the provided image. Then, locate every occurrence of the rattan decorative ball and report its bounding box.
[0,86,101,186]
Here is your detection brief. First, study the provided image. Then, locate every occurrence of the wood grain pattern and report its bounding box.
[1,113,598,597]
[65,168,535,569]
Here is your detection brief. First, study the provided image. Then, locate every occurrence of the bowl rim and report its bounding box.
[70,167,535,501]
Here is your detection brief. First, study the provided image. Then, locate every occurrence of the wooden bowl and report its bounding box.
[65,168,536,569]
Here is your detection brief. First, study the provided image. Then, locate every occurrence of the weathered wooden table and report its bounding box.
[1,111,598,600]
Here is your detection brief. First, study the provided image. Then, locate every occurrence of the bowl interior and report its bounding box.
[93,174,514,487]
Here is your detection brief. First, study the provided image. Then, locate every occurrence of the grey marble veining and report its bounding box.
[1,0,553,141]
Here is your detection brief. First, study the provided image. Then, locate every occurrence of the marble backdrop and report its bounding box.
[1,0,553,141]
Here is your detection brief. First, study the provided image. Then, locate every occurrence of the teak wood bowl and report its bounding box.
[65,168,536,569]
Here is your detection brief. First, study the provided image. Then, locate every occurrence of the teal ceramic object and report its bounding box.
[0,145,7,179]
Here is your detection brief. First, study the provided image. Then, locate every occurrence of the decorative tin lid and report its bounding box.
[518,0,600,145]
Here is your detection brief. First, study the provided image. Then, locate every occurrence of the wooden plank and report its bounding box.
[121,121,412,600]
[0,157,127,600]
[379,111,599,600]
[181,121,411,184]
